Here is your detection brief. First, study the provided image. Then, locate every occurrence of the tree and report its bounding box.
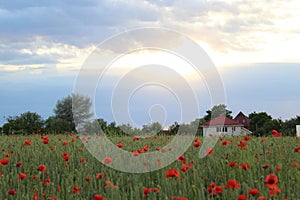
[281,116,300,136]
[204,104,233,122]
[54,94,93,132]
[44,116,71,134]
[2,112,43,135]
[249,112,280,136]
[142,122,162,135]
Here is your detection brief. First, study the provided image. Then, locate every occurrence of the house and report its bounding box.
[201,115,252,136]
[234,112,250,130]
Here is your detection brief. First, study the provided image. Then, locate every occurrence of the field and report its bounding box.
[0,134,300,200]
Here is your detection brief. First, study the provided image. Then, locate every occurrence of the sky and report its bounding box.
[0,0,300,127]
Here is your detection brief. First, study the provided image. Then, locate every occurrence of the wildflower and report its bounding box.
[294,146,300,153]
[72,186,81,194]
[93,194,106,200]
[206,148,213,155]
[0,158,9,166]
[248,189,259,196]
[165,169,180,178]
[226,179,240,189]
[271,130,282,137]
[37,164,47,173]
[102,157,112,164]
[264,174,278,189]
[24,140,31,146]
[8,189,17,195]
[62,153,69,162]
[237,194,247,200]
[18,173,27,180]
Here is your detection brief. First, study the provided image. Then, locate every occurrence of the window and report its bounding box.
[242,119,246,124]
[216,127,227,132]
[232,127,236,132]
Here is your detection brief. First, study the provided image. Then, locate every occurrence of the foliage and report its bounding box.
[249,112,281,136]
[281,116,300,136]
[2,112,43,135]
[53,93,93,132]
[203,104,233,122]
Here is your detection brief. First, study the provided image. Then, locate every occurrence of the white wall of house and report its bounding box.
[203,126,251,136]
[296,125,300,137]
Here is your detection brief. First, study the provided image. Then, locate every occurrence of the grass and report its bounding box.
[0,134,299,199]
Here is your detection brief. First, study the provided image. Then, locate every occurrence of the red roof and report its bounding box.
[202,115,244,127]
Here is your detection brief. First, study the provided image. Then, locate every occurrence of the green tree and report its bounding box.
[2,112,43,135]
[44,116,71,134]
[281,116,300,136]
[54,94,93,132]
[249,112,280,136]
[204,104,233,122]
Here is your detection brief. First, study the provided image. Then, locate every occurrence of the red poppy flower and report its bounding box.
[271,130,282,137]
[62,153,69,162]
[275,166,281,171]
[257,196,267,200]
[172,197,188,200]
[132,151,140,156]
[133,137,139,141]
[18,173,27,180]
[207,182,223,197]
[222,141,229,146]
[177,155,186,161]
[238,140,247,150]
[96,172,105,179]
[42,178,51,185]
[8,189,17,195]
[117,142,123,148]
[72,186,81,194]
[49,196,57,200]
[37,164,47,172]
[295,146,300,153]
[0,158,9,166]
[193,139,201,148]
[80,158,86,163]
[85,176,92,182]
[24,140,31,146]
[206,148,213,155]
[240,163,250,170]
[102,157,112,164]
[226,179,240,189]
[268,185,281,197]
[93,194,106,200]
[181,164,192,173]
[229,161,237,168]
[153,188,159,193]
[165,168,180,178]
[16,162,22,168]
[63,141,68,146]
[243,135,251,141]
[237,194,247,200]
[144,188,152,197]
[262,164,269,169]
[32,190,39,200]
[264,174,278,189]
[291,162,299,168]
[248,189,259,196]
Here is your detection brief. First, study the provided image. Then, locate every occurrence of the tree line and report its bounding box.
[0,95,299,136]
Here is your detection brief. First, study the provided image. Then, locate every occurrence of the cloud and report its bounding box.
[0,0,300,74]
